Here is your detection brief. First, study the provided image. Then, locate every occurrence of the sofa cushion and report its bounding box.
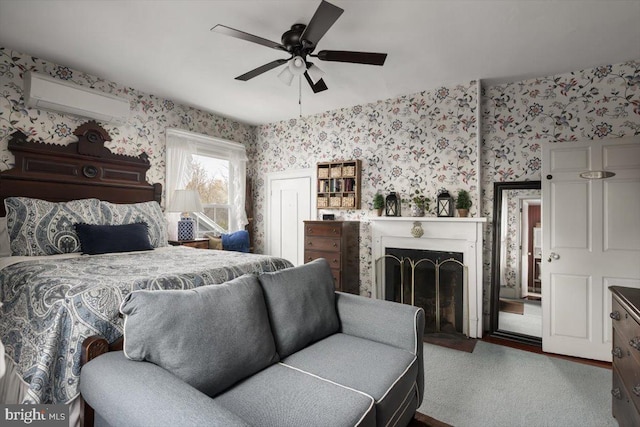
[282,333,419,427]
[214,363,375,427]
[120,274,279,397]
[257,258,339,358]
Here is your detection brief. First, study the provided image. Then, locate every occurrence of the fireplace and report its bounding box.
[384,248,464,334]
[370,217,486,338]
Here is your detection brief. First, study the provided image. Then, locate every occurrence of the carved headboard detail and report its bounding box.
[0,121,162,216]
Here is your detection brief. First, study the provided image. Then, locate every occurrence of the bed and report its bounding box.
[0,122,293,424]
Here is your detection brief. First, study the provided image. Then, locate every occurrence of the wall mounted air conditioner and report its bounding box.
[24,71,130,124]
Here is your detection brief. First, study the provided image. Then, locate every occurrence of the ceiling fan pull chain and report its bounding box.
[299,75,303,118]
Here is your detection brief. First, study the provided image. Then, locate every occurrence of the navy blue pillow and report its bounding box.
[222,230,250,253]
[74,222,153,255]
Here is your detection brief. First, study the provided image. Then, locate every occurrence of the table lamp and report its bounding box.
[167,189,203,240]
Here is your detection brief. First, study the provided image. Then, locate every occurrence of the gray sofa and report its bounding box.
[80,258,425,427]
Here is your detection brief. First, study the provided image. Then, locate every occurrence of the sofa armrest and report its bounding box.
[335,292,425,404]
[80,351,249,427]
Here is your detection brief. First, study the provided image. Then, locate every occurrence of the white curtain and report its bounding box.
[165,131,197,240]
[229,150,248,231]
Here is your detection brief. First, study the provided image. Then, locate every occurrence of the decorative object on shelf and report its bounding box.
[455,189,472,217]
[436,190,454,217]
[411,221,424,238]
[406,189,430,217]
[322,214,335,220]
[316,160,361,209]
[167,189,203,240]
[373,193,384,216]
[385,192,400,216]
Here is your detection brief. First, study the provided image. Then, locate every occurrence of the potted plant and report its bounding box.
[455,189,472,217]
[405,189,430,217]
[373,193,384,216]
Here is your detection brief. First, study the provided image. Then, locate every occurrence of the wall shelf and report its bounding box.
[317,160,361,209]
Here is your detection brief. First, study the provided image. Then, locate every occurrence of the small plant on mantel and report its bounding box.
[455,189,472,217]
[373,193,384,216]
[405,189,430,217]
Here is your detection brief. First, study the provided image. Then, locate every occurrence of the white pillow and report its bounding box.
[0,217,10,257]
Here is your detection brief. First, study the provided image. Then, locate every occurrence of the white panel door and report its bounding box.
[267,173,313,266]
[542,137,640,361]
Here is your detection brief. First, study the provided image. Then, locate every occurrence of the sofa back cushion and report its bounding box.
[258,258,339,358]
[120,274,279,397]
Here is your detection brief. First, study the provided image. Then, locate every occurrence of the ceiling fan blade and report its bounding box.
[304,71,328,93]
[236,59,288,81]
[316,50,387,66]
[211,24,288,51]
[301,0,344,48]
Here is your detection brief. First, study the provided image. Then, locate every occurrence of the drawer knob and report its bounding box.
[332,228,338,234]
[332,242,337,247]
[633,385,640,397]
[610,311,621,321]
[307,241,312,246]
[332,259,338,264]
[611,347,623,359]
[630,337,640,351]
[611,388,622,400]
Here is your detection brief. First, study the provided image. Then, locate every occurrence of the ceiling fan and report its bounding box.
[211,0,387,93]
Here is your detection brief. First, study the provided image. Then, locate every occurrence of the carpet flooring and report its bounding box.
[417,340,615,427]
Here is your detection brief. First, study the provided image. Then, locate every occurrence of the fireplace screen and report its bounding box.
[382,248,465,335]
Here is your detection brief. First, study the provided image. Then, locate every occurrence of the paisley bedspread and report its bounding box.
[0,246,293,404]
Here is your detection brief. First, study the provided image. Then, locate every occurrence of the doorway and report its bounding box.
[265,169,314,265]
[489,181,542,346]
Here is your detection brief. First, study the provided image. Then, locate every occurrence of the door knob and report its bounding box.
[547,252,560,262]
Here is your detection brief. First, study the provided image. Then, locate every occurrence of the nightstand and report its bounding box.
[168,238,209,249]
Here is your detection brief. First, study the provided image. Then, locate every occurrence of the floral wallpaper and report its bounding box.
[480,59,640,316]
[249,82,479,296]
[0,47,254,192]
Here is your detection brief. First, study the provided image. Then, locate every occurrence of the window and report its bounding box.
[187,154,231,233]
[166,129,247,240]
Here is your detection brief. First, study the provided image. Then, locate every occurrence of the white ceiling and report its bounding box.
[0,0,639,126]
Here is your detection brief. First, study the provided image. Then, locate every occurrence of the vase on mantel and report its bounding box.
[457,209,469,217]
[410,205,424,217]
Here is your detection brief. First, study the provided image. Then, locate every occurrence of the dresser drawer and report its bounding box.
[330,268,341,291]
[305,237,341,251]
[305,222,342,237]
[613,329,640,409]
[612,298,640,346]
[613,367,640,427]
[304,250,341,269]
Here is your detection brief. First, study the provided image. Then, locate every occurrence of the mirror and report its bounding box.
[490,181,542,345]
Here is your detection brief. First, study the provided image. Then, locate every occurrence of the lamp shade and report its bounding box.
[167,189,203,214]
[289,56,306,76]
[278,66,295,86]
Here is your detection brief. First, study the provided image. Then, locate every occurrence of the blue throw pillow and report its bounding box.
[74,222,153,255]
[222,230,250,253]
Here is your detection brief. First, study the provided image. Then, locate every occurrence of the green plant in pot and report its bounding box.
[455,189,472,217]
[406,189,430,217]
[373,193,384,216]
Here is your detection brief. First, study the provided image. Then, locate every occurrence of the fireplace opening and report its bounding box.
[384,248,464,335]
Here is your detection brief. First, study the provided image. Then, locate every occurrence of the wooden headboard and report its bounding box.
[0,121,162,216]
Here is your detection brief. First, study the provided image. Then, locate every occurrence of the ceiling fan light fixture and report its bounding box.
[307,63,325,84]
[278,66,295,86]
[289,55,307,76]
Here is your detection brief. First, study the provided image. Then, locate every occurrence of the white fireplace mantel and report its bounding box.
[370,216,487,338]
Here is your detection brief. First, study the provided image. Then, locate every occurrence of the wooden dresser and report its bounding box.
[610,286,640,427]
[303,220,360,294]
